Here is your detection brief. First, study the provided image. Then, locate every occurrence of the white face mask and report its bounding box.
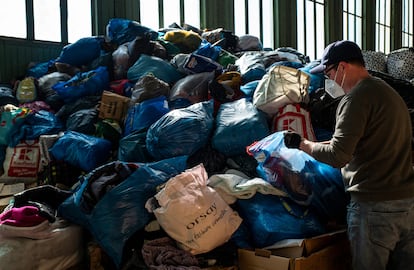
[325,69,346,98]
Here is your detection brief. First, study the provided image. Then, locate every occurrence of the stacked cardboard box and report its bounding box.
[238,230,351,270]
[98,90,130,122]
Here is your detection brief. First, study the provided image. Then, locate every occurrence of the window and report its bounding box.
[343,0,362,45]
[0,0,27,38]
[234,0,246,36]
[184,0,200,28]
[140,0,160,30]
[234,0,274,49]
[375,0,391,53]
[164,0,181,27]
[297,0,325,61]
[33,0,61,42]
[402,0,413,47]
[140,0,200,30]
[68,0,92,43]
[0,0,91,43]
[261,0,274,49]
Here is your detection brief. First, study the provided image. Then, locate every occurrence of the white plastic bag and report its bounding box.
[149,164,242,254]
[272,104,316,141]
[0,220,84,270]
[0,140,41,184]
[253,65,310,116]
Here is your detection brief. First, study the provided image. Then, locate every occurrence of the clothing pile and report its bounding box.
[0,18,413,270]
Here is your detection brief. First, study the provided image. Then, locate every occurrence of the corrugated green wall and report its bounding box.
[0,0,237,84]
[0,38,63,84]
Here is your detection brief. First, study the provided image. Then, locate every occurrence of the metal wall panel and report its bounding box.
[0,37,63,84]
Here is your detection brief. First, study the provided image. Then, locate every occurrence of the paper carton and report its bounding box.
[238,230,351,270]
[98,90,130,121]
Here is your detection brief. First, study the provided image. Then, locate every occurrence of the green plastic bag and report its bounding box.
[0,108,31,146]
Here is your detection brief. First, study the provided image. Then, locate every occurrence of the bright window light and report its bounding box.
[402,0,413,47]
[233,0,274,49]
[234,0,246,36]
[375,0,391,53]
[248,0,261,37]
[68,0,92,43]
[262,0,274,49]
[184,0,200,28]
[140,0,160,30]
[298,0,325,61]
[164,0,180,27]
[33,0,61,42]
[343,0,362,45]
[0,0,27,38]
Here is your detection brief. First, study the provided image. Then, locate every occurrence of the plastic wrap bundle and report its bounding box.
[146,101,214,160]
[212,98,270,156]
[106,18,158,46]
[247,131,348,221]
[49,131,112,172]
[58,157,188,268]
[127,54,184,84]
[169,71,215,105]
[52,66,109,104]
[236,193,325,248]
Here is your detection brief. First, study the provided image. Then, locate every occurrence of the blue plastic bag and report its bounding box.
[9,110,64,147]
[56,37,104,67]
[118,129,153,163]
[127,54,184,84]
[55,66,108,102]
[49,131,112,172]
[146,101,214,160]
[53,66,109,103]
[194,40,221,61]
[235,52,266,83]
[123,96,169,136]
[247,131,348,220]
[106,18,159,46]
[212,98,270,156]
[58,156,188,268]
[240,80,259,98]
[26,60,54,78]
[236,193,325,248]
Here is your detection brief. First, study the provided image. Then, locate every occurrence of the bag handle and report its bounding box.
[281,66,309,101]
[279,196,309,219]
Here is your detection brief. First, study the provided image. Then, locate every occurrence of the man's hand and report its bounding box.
[284,131,302,149]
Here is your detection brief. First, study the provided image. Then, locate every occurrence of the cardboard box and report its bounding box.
[0,183,25,197]
[98,90,130,121]
[0,183,25,210]
[238,230,351,270]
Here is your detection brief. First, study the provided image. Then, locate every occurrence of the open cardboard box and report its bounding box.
[238,230,351,270]
[0,183,25,210]
[98,90,130,122]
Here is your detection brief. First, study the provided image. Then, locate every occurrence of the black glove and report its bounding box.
[284,131,302,149]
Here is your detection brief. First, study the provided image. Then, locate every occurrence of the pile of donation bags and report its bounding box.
[2,17,414,269]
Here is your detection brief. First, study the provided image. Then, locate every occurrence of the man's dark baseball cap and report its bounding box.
[310,40,364,74]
